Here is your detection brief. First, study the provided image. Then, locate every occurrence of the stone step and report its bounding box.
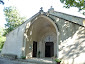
[26,58,56,64]
[0,54,17,59]
[0,57,35,64]
[0,55,57,64]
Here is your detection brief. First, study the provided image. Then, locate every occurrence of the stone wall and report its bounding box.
[1,23,26,58]
[1,12,39,58]
[49,15,85,64]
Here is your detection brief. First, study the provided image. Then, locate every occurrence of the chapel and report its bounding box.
[2,7,85,64]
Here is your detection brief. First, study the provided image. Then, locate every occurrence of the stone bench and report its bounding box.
[1,54,17,59]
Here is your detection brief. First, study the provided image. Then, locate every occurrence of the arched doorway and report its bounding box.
[25,15,58,58]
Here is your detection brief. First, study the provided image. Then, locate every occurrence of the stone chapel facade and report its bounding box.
[1,7,85,64]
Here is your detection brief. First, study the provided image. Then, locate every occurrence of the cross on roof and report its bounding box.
[39,7,44,14]
[51,6,53,8]
[40,7,43,11]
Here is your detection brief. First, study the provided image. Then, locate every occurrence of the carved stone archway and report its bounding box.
[24,15,58,58]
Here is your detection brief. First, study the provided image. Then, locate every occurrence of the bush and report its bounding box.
[55,58,61,62]
[21,56,26,59]
[0,49,2,53]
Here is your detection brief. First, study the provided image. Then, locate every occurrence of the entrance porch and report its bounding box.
[24,15,58,59]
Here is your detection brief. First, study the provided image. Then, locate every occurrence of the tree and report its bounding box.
[0,0,4,5]
[3,6,26,36]
[60,0,85,12]
[0,27,6,50]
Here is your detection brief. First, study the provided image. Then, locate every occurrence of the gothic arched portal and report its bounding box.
[24,15,58,58]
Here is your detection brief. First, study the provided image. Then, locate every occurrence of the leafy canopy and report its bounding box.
[60,0,85,12]
[3,6,25,35]
[0,0,4,5]
[0,27,6,49]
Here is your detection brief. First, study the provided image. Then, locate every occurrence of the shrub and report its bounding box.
[55,58,61,62]
[21,56,26,59]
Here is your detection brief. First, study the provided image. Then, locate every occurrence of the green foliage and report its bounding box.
[0,0,4,5]
[3,6,26,36]
[60,0,85,12]
[55,58,61,62]
[0,27,6,49]
[21,56,26,59]
[0,36,5,49]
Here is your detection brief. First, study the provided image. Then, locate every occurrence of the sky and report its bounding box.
[0,0,85,28]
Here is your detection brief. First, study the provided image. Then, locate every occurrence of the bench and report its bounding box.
[1,54,17,59]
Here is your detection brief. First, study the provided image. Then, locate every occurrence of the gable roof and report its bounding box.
[47,7,85,27]
[6,8,85,36]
